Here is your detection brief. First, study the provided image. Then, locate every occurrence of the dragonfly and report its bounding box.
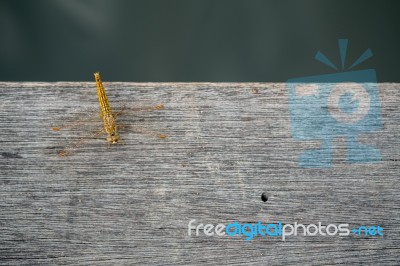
[51,72,166,157]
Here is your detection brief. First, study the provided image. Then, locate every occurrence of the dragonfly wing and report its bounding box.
[51,106,101,131]
[118,123,167,139]
[113,103,164,117]
[113,102,167,139]
[57,128,105,157]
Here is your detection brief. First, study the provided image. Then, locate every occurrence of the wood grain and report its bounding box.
[0,82,399,265]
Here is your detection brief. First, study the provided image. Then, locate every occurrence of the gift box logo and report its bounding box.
[286,39,382,168]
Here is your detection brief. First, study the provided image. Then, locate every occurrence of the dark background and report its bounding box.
[0,0,398,82]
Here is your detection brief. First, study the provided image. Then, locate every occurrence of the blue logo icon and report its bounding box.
[286,39,382,168]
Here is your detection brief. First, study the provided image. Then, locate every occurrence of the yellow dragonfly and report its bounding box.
[51,72,166,156]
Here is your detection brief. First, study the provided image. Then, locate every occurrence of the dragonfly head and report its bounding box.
[107,132,120,144]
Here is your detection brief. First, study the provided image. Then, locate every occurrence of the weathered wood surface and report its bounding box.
[0,82,399,265]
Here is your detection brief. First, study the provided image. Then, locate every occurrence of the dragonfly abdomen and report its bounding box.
[94,72,120,144]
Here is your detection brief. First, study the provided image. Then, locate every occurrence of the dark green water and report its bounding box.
[0,0,398,81]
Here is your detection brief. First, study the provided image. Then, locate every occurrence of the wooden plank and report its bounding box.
[0,82,399,265]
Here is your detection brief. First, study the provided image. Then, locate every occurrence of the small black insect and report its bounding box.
[261,192,268,202]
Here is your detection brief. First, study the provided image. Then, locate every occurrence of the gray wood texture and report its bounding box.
[0,82,399,265]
